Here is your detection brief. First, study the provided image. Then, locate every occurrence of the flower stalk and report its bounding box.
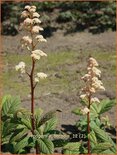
[15,5,47,154]
[87,95,91,154]
[80,57,105,154]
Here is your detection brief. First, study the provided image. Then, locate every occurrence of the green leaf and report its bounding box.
[90,122,116,153]
[90,103,99,117]
[72,108,83,115]
[2,120,17,138]
[98,99,116,114]
[44,117,58,133]
[38,110,57,127]
[21,117,32,130]
[63,142,82,154]
[53,139,68,147]
[37,125,45,135]
[2,95,20,116]
[35,108,43,128]
[88,130,97,145]
[37,138,54,154]
[14,136,29,153]
[10,128,28,143]
[101,149,116,154]
[92,142,112,153]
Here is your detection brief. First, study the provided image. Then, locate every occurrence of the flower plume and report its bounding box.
[80,57,105,113]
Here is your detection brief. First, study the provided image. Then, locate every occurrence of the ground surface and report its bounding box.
[2,30,116,133]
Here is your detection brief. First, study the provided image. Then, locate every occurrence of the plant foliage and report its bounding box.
[1,95,65,154]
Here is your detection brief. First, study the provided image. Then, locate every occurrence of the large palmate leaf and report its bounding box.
[2,95,20,117]
[37,137,54,154]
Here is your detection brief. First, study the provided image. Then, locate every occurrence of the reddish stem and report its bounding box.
[87,111,90,154]
[87,95,91,155]
[30,59,35,134]
[30,29,39,154]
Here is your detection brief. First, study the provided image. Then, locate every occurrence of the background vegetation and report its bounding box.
[1,1,116,36]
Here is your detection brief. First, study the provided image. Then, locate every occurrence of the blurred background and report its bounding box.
[1,1,116,130]
[1,1,116,35]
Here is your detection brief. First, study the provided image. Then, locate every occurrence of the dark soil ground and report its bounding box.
[2,30,116,136]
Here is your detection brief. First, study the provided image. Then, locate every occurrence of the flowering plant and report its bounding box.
[63,57,116,154]
[1,5,62,154]
[1,4,116,155]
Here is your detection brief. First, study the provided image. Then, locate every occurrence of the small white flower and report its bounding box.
[32,18,41,24]
[32,50,47,57]
[31,53,40,60]
[25,5,31,10]
[89,57,98,67]
[32,26,43,33]
[80,94,87,100]
[35,35,47,42]
[22,36,32,44]
[37,72,47,79]
[35,77,39,83]
[31,50,47,60]
[29,6,36,13]
[91,97,100,103]
[21,11,29,18]
[92,67,101,77]
[81,107,90,115]
[33,12,40,18]
[24,18,32,25]
[99,86,105,91]
[15,61,26,74]
[81,74,90,81]
[90,87,96,93]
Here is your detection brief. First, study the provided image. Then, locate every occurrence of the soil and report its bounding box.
[2,30,115,54]
[2,30,116,136]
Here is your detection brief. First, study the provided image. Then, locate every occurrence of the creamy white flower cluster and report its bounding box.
[31,50,47,60]
[16,5,47,84]
[81,107,90,115]
[35,72,47,83]
[15,61,26,74]
[21,5,43,33]
[21,5,47,54]
[80,57,105,115]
